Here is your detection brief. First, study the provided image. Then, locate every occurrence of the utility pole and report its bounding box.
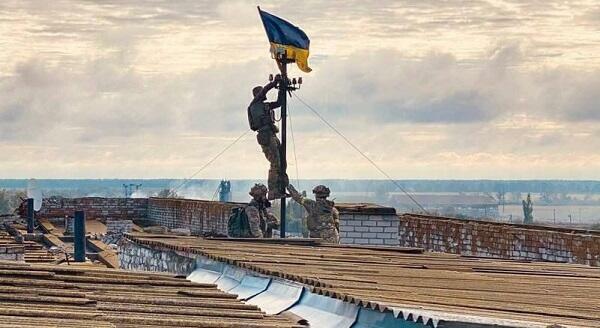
[274,54,302,239]
[280,59,288,239]
[569,214,572,225]
[123,183,142,198]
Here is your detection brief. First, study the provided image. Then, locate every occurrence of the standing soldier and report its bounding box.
[287,184,339,243]
[248,75,288,200]
[246,183,280,238]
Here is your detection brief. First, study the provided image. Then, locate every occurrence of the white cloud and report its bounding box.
[0,0,598,179]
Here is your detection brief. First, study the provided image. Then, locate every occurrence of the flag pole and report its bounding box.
[279,56,288,239]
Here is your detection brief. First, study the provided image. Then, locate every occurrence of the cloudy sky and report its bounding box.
[0,0,599,180]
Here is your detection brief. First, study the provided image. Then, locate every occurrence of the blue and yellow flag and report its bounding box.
[258,8,312,73]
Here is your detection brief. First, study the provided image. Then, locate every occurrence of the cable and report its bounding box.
[292,92,428,214]
[172,129,251,192]
[288,104,301,189]
[210,183,221,201]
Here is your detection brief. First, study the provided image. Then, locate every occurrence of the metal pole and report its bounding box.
[279,59,288,239]
[569,214,572,225]
[26,198,34,233]
[74,210,86,262]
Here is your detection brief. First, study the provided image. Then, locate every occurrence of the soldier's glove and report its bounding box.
[287,184,297,194]
[265,213,280,228]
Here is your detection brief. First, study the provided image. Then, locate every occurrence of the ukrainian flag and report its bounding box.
[258,7,312,73]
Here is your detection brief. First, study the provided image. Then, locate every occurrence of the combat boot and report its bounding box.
[267,169,279,196]
[267,169,291,200]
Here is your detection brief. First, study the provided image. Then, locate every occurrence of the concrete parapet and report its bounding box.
[337,204,398,246]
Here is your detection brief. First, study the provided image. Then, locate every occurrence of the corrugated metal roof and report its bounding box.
[127,234,600,327]
[0,260,298,328]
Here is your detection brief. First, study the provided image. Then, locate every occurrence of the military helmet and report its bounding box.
[249,183,268,197]
[312,185,330,198]
[252,86,263,97]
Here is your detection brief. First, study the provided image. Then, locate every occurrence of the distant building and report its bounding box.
[389,193,499,219]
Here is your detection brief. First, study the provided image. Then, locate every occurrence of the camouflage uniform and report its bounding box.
[288,190,309,237]
[288,184,339,243]
[246,184,280,238]
[248,78,288,199]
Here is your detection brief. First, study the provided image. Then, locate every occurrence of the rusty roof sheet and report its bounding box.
[127,234,600,328]
[0,260,297,328]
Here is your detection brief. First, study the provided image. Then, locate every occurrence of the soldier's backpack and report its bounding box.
[248,102,274,131]
[227,207,251,238]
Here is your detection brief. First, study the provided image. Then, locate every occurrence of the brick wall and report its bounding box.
[0,215,16,225]
[0,244,24,261]
[36,197,148,221]
[399,214,600,266]
[0,228,23,261]
[337,204,399,246]
[103,219,134,245]
[147,198,243,236]
[119,238,194,275]
[106,219,134,235]
[148,199,403,244]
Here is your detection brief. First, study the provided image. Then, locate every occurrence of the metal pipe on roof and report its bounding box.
[74,210,86,262]
[26,198,34,234]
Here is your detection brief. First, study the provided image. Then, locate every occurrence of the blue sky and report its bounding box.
[0,0,599,179]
